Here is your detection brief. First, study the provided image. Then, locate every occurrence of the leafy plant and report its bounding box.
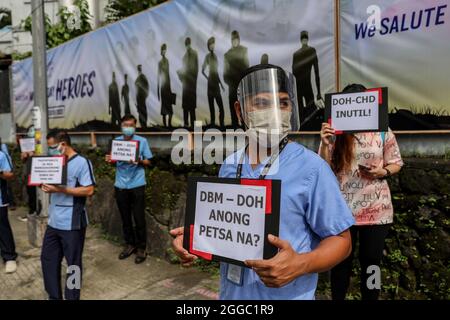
[104,0,167,23]
[22,0,92,49]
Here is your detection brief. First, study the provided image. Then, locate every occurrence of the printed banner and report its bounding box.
[12,0,335,132]
[340,0,450,130]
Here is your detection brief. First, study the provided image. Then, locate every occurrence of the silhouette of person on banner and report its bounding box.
[224,30,249,128]
[292,30,323,127]
[260,53,269,64]
[121,74,131,116]
[202,37,225,129]
[158,43,175,128]
[177,37,198,128]
[135,65,149,129]
[108,72,121,127]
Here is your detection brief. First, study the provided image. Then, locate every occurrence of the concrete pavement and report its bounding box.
[0,207,219,300]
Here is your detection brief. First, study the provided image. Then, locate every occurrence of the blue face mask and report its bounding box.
[27,128,35,138]
[122,127,135,137]
[48,145,61,156]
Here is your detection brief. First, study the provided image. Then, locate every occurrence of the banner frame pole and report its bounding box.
[334,0,341,92]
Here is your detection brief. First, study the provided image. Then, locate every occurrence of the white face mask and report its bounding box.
[246,109,291,148]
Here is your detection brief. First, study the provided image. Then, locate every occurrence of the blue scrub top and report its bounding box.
[114,135,153,189]
[1,144,13,169]
[0,151,13,206]
[218,142,355,300]
[1,144,9,155]
[48,154,95,231]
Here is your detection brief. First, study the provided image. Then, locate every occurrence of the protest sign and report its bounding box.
[324,87,388,133]
[19,138,36,153]
[110,140,140,162]
[183,177,281,267]
[27,156,67,186]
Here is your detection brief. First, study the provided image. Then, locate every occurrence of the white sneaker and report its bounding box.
[5,260,17,274]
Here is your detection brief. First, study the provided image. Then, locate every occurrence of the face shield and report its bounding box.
[237,65,300,147]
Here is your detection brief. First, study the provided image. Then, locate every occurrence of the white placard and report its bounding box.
[330,91,379,131]
[110,140,139,162]
[31,106,42,130]
[192,182,267,262]
[28,157,65,185]
[19,138,36,153]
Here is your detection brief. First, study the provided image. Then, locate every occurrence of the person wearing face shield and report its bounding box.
[105,114,153,264]
[170,64,355,300]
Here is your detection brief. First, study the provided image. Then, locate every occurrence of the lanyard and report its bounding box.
[236,137,289,179]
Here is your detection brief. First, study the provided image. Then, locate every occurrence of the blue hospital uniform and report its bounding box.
[48,154,96,230]
[0,150,17,261]
[218,142,355,300]
[41,153,95,300]
[0,150,13,207]
[113,135,153,250]
[114,135,153,189]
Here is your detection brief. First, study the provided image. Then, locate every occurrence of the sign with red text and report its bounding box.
[183,177,281,267]
[325,87,388,133]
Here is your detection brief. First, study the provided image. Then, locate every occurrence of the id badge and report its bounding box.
[226,264,244,286]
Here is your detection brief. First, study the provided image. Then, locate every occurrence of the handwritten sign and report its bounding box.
[325,87,388,133]
[183,177,280,266]
[19,138,36,153]
[110,140,139,162]
[28,156,67,186]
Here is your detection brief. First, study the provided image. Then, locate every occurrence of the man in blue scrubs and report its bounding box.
[0,147,17,274]
[105,114,153,264]
[40,130,95,300]
[170,64,354,299]
[1,140,16,211]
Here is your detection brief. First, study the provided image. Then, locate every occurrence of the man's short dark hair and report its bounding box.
[47,129,71,146]
[121,114,137,124]
[185,37,191,46]
[342,83,367,93]
[207,37,215,48]
[300,30,309,40]
[46,129,58,140]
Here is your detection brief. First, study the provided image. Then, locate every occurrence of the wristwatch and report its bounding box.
[384,167,391,177]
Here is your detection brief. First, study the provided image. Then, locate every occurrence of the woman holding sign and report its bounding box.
[171,64,355,300]
[319,83,403,300]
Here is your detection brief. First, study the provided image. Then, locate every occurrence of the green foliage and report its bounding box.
[22,0,92,49]
[11,51,32,61]
[105,0,167,23]
[387,249,408,264]
[192,258,220,277]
